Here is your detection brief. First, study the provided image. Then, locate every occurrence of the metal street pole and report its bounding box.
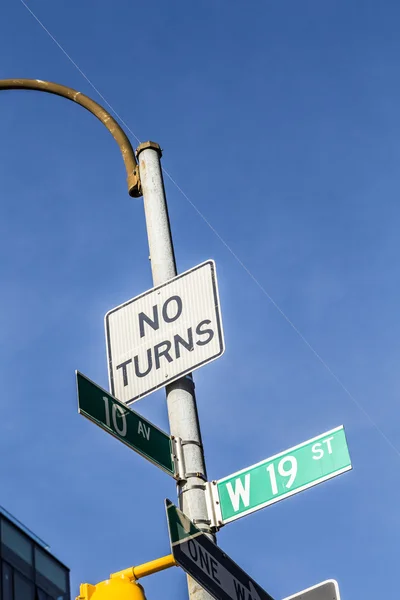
[136,141,215,600]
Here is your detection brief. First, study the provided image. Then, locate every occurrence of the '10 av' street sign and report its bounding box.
[207,426,351,526]
[76,371,175,477]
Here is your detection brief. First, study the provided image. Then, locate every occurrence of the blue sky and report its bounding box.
[1,0,400,598]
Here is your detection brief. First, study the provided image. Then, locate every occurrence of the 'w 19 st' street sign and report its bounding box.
[207,426,351,526]
[105,260,225,404]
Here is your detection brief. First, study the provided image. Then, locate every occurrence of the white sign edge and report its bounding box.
[104,259,225,404]
[282,579,340,600]
[216,425,348,485]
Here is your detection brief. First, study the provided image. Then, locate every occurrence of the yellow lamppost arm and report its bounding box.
[0,79,141,197]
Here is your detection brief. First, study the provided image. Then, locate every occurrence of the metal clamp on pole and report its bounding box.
[183,472,207,481]
[180,439,203,448]
[179,484,206,492]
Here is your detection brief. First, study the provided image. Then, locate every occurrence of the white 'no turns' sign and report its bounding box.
[105,260,225,404]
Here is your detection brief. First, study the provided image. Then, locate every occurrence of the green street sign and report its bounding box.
[76,371,175,477]
[207,426,351,526]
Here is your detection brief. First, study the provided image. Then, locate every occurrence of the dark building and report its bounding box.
[0,505,70,600]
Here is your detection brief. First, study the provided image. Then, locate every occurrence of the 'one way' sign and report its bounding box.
[166,500,275,600]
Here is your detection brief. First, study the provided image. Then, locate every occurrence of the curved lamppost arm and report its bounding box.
[0,79,141,197]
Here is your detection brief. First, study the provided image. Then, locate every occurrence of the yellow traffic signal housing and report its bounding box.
[77,576,146,600]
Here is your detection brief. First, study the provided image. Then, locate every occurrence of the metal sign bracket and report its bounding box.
[171,437,186,481]
[205,480,223,531]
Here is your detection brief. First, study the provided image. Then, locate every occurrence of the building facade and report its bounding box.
[0,506,70,600]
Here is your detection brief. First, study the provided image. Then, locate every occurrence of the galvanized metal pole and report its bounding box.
[136,141,215,600]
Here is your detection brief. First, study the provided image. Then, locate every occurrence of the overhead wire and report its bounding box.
[18,0,400,459]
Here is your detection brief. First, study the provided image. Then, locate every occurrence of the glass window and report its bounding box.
[2,520,32,565]
[37,588,64,600]
[14,571,34,600]
[2,562,12,600]
[34,549,67,593]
